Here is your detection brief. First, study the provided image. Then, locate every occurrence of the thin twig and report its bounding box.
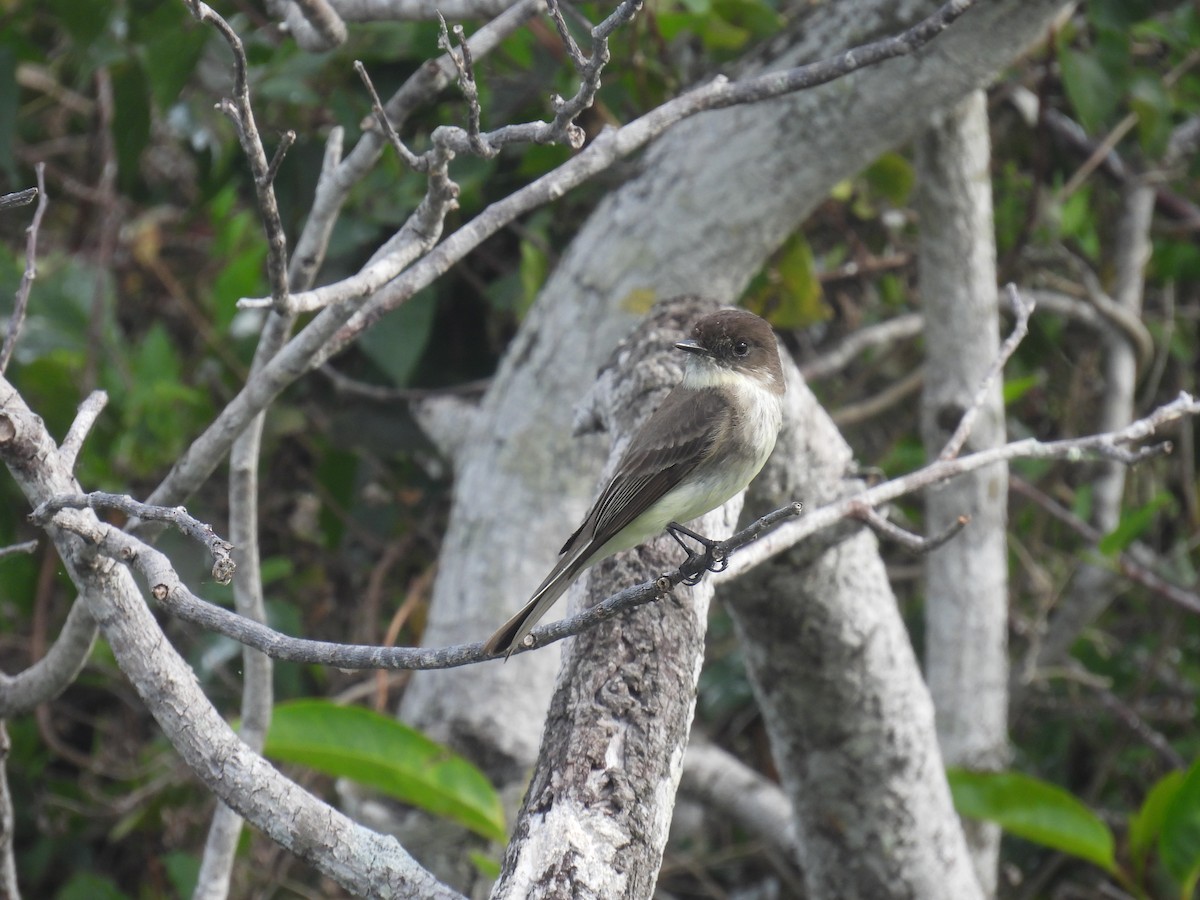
[438,17,487,155]
[31,493,235,585]
[544,0,585,65]
[265,130,297,186]
[354,61,423,170]
[58,390,109,472]
[279,0,983,325]
[720,391,1200,591]
[0,540,38,560]
[320,364,490,401]
[849,503,970,553]
[938,283,1034,460]
[1010,477,1200,615]
[0,164,48,374]
[801,313,923,381]
[185,0,291,308]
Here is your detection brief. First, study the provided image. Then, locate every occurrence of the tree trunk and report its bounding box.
[730,361,983,900]
[916,89,1008,896]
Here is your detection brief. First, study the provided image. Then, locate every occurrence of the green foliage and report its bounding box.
[1098,493,1175,557]
[951,761,1200,898]
[1159,759,1200,893]
[55,873,131,900]
[744,232,828,329]
[948,769,1117,873]
[263,700,506,843]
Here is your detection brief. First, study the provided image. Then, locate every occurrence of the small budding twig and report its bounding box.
[438,15,488,156]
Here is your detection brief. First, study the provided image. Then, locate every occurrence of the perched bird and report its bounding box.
[483,308,786,658]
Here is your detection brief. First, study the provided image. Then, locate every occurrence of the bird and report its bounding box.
[482,308,786,658]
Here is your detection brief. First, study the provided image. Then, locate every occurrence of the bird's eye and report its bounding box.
[733,340,750,358]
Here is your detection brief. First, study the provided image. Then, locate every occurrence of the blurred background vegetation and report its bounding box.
[1,0,1198,896]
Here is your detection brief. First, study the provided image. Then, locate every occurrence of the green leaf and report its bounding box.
[948,769,1117,873]
[163,851,201,899]
[1003,372,1043,406]
[264,700,506,842]
[1129,769,1185,875]
[1128,75,1172,157]
[55,873,131,900]
[1098,492,1173,557]
[519,239,548,316]
[864,152,915,207]
[1059,47,1121,133]
[1161,758,1200,889]
[744,232,827,329]
[358,289,436,387]
[46,0,110,45]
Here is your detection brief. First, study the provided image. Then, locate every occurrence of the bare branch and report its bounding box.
[30,492,235,585]
[0,540,37,560]
[831,366,924,427]
[184,0,291,307]
[720,391,1200,588]
[0,591,99,718]
[849,503,970,553]
[801,313,923,381]
[0,380,461,899]
[0,188,37,211]
[438,16,487,155]
[544,0,584,66]
[1010,477,1200,616]
[0,164,48,375]
[284,0,348,51]
[244,0,981,314]
[354,61,423,170]
[264,129,298,187]
[680,740,800,864]
[938,283,1034,460]
[0,723,18,900]
[58,390,109,472]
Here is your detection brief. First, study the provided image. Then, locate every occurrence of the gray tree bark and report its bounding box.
[729,361,983,900]
[915,89,1008,896]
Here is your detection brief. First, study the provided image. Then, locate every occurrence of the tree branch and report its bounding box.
[184,0,291,307]
[30,492,236,585]
[0,164,48,375]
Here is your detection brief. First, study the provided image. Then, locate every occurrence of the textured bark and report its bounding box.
[731,361,983,900]
[915,90,1008,895]
[489,298,732,898]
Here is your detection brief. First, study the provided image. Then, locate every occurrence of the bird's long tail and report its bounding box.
[482,553,590,659]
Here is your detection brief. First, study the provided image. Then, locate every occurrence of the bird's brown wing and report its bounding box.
[560,385,732,558]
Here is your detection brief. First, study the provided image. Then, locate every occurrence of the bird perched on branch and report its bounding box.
[483,308,785,658]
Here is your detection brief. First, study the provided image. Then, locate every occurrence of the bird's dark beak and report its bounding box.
[674,339,709,355]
